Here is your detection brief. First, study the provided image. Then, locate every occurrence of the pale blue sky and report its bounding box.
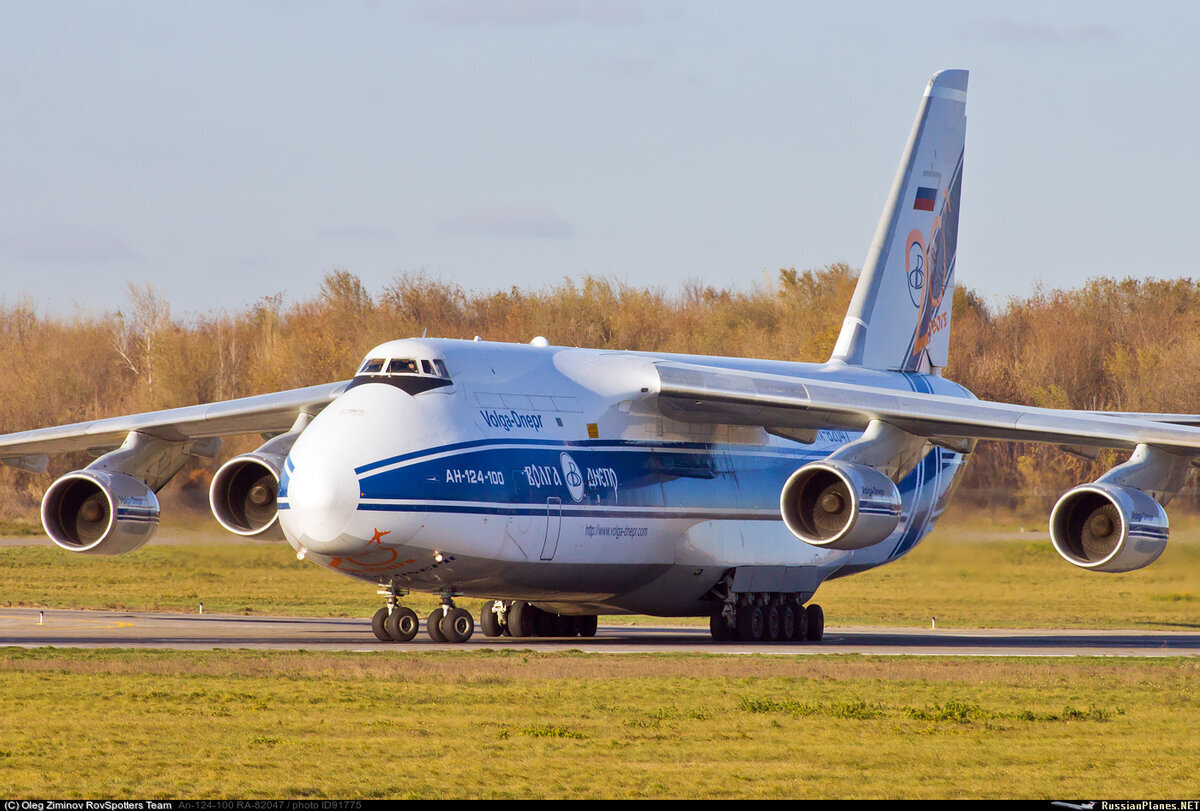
[3,0,1197,316]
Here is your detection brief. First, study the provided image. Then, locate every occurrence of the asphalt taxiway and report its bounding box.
[1,607,1198,656]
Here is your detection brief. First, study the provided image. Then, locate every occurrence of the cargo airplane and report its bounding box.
[4,70,1195,644]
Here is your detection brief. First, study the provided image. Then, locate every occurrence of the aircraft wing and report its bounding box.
[0,381,349,467]
[654,362,1200,453]
[1088,412,1200,428]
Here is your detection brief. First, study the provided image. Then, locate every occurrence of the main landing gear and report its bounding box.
[479,600,598,639]
[371,586,475,644]
[709,593,824,643]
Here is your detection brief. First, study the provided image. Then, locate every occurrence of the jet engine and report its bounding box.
[780,460,903,550]
[1049,483,1168,573]
[40,470,160,555]
[209,452,286,539]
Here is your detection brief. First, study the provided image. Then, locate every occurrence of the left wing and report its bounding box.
[654,360,1198,571]
[653,361,1200,453]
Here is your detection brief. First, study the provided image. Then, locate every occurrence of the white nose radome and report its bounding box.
[284,461,359,545]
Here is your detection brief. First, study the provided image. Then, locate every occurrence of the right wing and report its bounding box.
[0,381,348,471]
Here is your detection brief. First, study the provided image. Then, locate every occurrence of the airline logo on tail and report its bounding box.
[900,151,963,372]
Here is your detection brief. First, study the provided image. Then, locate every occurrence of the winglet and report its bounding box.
[831,69,968,374]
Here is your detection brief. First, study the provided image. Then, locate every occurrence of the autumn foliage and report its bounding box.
[1,265,1198,519]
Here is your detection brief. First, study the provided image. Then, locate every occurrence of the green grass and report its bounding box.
[816,520,1200,629]
[2,516,1198,798]
[0,518,41,537]
[3,514,1199,628]
[0,649,1196,798]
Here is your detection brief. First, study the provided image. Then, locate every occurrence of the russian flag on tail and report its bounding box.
[913,186,937,211]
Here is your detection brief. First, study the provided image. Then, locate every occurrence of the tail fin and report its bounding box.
[830,69,968,374]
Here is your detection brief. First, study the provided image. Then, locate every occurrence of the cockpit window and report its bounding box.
[354,355,450,383]
[349,353,452,392]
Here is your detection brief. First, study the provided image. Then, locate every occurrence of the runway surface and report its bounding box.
[1,607,1198,656]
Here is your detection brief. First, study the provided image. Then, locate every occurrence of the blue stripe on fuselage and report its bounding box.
[351,433,964,554]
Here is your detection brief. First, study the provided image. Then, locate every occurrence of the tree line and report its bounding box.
[1,265,1198,521]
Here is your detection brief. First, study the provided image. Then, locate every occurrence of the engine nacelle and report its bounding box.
[209,452,286,539]
[41,471,160,555]
[780,460,903,550]
[1049,483,1168,573]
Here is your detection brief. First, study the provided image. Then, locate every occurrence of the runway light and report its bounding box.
[199,603,204,615]
[434,550,444,563]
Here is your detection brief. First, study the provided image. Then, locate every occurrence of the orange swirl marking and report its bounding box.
[330,547,399,571]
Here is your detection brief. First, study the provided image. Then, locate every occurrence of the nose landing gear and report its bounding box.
[371,585,420,643]
[424,591,475,643]
[437,603,475,643]
[371,585,475,644]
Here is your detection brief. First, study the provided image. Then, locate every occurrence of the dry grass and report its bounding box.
[0,649,1196,798]
[5,508,1200,630]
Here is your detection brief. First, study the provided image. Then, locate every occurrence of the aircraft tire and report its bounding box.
[507,601,534,637]
[709,613,732,642]
[385,606,419,643]
[552,614,575,637]
[780,605,796,642]
[763,605,781,642]
[480,601,502,637]
[371,607,394,642]
[805,604,824,642]
[442,607,474,643]
[577,615,598,638]
[426,608,447,643]
[736,606,764,642]
[793,606,809,642]
[534,607,558,637]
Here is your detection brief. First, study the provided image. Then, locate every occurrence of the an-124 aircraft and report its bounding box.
[3,69,1197,644]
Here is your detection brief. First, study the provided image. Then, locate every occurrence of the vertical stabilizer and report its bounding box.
[830,70,967,373]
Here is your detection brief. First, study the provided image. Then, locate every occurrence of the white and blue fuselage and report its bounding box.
[276,337,973,616]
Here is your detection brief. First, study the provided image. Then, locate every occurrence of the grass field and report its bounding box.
[2,514,1199,798]
[0,649,1196,798]
[2,512,1198,629]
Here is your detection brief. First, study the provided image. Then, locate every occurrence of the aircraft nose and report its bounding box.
[283,459,359,545]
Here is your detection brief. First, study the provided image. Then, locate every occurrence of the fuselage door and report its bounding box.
[540,497,563,560]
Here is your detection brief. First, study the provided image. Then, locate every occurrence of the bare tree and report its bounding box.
[111,282,171,394]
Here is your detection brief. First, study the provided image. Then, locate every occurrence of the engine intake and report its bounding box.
[209,453,285,539]
[41,471,160,555]
[780,460,902,550]
[1050,483,1168,573]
